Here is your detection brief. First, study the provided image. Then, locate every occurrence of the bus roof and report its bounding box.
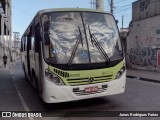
[37,8,111,15]
[22,8,111,37]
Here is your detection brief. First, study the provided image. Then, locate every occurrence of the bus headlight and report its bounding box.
[115,65,125,79]
[45,69,64,85]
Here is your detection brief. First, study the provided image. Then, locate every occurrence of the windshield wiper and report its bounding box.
[78,26,83,47]
[67,26,83,67]
[88,25,110,63]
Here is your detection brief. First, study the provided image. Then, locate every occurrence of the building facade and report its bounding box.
[0,0,12,60]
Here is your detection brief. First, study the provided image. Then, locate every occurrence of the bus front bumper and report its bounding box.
[42,72,126,103]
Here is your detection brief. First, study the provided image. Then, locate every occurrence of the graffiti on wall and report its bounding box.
[156,29,160,35]
[140,0,150,11]
[127,46,160,72]
[155,28,160,41]
[128,47,158,66]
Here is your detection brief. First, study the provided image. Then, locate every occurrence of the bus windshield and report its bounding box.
[41,12,123,64]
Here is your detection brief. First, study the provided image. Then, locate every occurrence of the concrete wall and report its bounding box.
[133,0,160,21]
[127,15,160,72]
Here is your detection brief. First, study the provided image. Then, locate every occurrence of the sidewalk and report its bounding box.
[0,61,25,111]
[127,69,160,83]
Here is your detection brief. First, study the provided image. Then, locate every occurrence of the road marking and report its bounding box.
[11,65,34,120]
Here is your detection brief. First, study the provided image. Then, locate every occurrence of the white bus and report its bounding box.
[21,8,126,103]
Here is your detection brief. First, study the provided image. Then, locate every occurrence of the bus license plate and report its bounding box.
[85,86,99,93]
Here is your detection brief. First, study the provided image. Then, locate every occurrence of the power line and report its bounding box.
[90,0,96,9]
[115,4,131,11]
[115,0,127,4]
[114,2,133,14]
[107,0,132,14]
[114,0,160,14]
[12,6,33,17]
[107,0,111,5]
[114,7,131,14]
[116,4,131,9]
[115,7,131,12]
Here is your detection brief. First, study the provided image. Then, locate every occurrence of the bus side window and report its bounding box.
[21,38,24,52]
[27,27,32,51]
[25,37,27,51]
[21,36,26,52]
[35,25,41,52]
[24,37,26,51]
[31,24,35,50]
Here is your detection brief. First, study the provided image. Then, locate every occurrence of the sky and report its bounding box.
[12,0,137,37]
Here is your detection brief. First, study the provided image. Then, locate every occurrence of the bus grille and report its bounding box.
[67,75,113,86]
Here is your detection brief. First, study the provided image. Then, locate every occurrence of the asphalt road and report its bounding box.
[0,61,160,120]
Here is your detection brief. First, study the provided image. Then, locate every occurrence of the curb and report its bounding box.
[127,75,160,84]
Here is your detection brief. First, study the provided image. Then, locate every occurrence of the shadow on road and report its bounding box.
[41,96,121,112]
[43,97,106,109]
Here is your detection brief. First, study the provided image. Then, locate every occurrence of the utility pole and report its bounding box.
[111,0,114,14]
[96,0,104,11]
[9,0,12,62]
[7,0,12,62]
[122,15,124,31]
[91,0,93,9]
[91,0,97,9]
[5,0,8,55]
